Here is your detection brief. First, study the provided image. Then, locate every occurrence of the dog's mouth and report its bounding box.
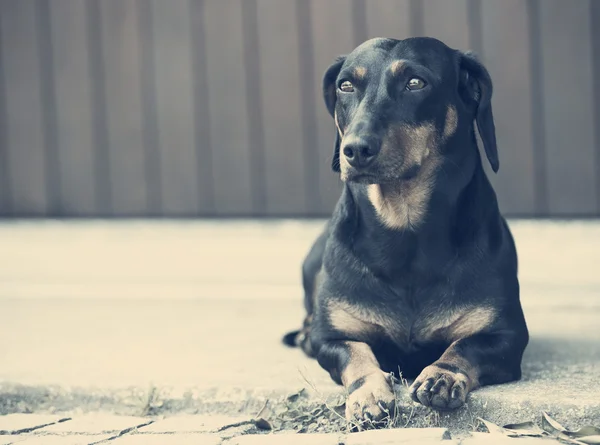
[344,172,379,184]
[344,164,421,184]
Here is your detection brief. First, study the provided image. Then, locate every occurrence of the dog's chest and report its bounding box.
[327,293,494,351]
[324,233,494,347]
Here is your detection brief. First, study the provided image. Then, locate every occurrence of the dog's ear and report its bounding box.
[458,51,499,173]
[323,55,346,117]
[323,56,346,172]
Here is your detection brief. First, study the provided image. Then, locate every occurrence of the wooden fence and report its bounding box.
[0,0,599,217]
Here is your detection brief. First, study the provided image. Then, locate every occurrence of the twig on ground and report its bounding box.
[216,420,255,432]
[255,399,269,419]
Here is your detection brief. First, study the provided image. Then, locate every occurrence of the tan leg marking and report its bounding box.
[341,341,396,424]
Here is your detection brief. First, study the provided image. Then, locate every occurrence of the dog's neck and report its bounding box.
[365,177,437,233]
[333,149,499,281]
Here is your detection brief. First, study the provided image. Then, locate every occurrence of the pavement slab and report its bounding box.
[343,427,453,444]
[112,433,222,445]
[13,434,112,445]
[459,432,554,444]
[139,415,252,433]
[227,428,455,445]
[226,432,341,445]
[40,415,152,435]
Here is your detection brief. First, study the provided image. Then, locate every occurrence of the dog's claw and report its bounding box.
[415,378,435,406]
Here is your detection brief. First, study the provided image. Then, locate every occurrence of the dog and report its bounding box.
[283,37,529,425]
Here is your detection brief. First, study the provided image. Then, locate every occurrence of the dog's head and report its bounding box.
[323,37,497,184]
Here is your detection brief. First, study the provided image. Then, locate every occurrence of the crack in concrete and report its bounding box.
[89,420,155,444]
[0,417,71,436]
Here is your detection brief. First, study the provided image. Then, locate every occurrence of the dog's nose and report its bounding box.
[343,139,380,168]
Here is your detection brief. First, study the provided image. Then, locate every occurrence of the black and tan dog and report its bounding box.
[283,37,529,424]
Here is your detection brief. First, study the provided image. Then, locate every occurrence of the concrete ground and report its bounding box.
[0,219,599,444]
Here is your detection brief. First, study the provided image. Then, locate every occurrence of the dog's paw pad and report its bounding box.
[409,364,471,410]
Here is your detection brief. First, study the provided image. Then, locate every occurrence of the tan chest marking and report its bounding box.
[367,179,434,231]
[418,306,496,343]
[327,299,405,341]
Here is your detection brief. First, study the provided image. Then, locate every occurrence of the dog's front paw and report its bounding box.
[409,364,472,410]
[345,372,396,428]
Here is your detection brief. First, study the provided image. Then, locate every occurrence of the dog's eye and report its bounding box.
[406,78,426,91]
[339,81,355,93]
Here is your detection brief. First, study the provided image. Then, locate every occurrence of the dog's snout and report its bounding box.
[343,139,380,168]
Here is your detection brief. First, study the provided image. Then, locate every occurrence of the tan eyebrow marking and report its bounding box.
[353,66,367,79]
[390,59,407,75]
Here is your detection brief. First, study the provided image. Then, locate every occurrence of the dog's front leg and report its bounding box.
[317,340,395,424]
[409,331,525,410]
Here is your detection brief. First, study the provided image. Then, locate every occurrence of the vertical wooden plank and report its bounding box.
[409,0,425,37]
[98,0,148,216]
[422,0,470,50]
[592,0,600,214]
[241,0,267,215]
[0,0,48,215]
[49,0,97,215]
[256,0,308,215]
[37,0,61,215]
[365,0,411,41]
[351,0,367,46]
[0,8,9,214]
[466,0,483,55]
[540,0,596,215]
[189,0,215,215]
[202,0,253,215]
[148,0,198,215]
[308,0,354,214]
[296,0,320,215]
[137,0,161,215]
[87,0,111,215]
[479,0,536,215]
[527,0,548,215]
